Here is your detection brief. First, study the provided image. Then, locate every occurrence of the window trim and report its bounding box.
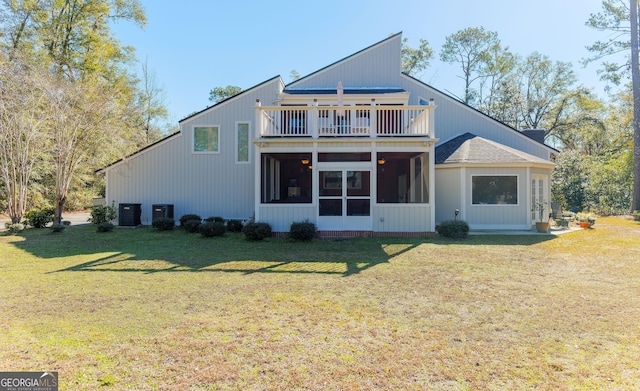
[192,125,220,154]
[235,121,251,164]
[471,174,519,206]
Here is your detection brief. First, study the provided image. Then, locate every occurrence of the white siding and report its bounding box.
[104,78,283,224]
[289,34,403,89]
[372,205,432,232]
[463,167,530,230]
[259,205,316,232]
[399,75,554,160]
[434,167,462,224]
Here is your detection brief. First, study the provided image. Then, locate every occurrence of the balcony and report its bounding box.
[255,103,435,139]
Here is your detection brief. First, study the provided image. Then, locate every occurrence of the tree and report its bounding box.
[46,78,129,224]
[289,69,301,82]
[585,0,640,211]
[401,37,433,77]
[0,53,48,223]
[137,57,169,145]
[440,27,501,104]
[631,0,640,212]
[584,0,631,86]
[209,85,242,104]
[1,0,148,222]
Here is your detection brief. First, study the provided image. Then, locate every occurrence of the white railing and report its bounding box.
[256,104,434,138]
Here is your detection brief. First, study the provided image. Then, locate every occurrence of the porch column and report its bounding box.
[428,98,435,138]
[370,99,377,138]
[254,99,262,222]
[311,99,318,139]
[255,99,262,139]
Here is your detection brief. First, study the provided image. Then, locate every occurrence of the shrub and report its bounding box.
[89,202,117,224]
[633,210,640,222]
[50,223,66,233]
[179,214,201,226]
[24,208,55,228]
[5,223,25,234]
[243,222,272,241]
[226,219,243,232]
[183,219,201,233]
[62,220,71,226]
[152,217,175,231]
[199,222,226,237]
[289,221,316,241]
[437,219,469,239]
[97,222,114,232]
[205,216,225,224]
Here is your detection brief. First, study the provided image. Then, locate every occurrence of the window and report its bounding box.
[261,153,312,203]
[193,126,219,153]
[472,175,518,205]
[236,122,249,163]
[376,152,429,203]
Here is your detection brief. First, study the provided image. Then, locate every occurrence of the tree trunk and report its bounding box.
[54,196,65,225]
[631,0,640,212]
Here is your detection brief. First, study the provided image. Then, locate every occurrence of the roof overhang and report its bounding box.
[279,87,410,105]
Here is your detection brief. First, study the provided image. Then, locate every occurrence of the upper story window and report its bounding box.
[236,122,250,163]
[193,126,219,153]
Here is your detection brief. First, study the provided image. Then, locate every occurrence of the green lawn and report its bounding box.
[1,218,639,390]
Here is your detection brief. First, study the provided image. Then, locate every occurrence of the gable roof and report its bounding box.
[435,133,554,166]
[401,73,559,155]
[95,131,181,174]
[286,32,402,88]
[97,76,283,174]
[179,75,283,123]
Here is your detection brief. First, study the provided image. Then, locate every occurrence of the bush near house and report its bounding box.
[183,219,201,233]
[199,222,226,237]
[243,222,272,241]
[152,218,175,231]
[89,203,117,224]
[437,219,470,239]
[226,219,244,232]
[289,222,317,241]
[205,216,225,224]
[179,214,201,226]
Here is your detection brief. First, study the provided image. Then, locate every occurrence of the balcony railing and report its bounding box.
[255,103,435,138]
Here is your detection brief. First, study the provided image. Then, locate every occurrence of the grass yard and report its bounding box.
[1,218,640,390]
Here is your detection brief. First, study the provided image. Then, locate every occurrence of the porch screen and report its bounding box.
[376,152,429,203]
[472,175,518,205]
[261,153,312,203]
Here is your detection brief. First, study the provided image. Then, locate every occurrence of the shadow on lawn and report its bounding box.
[10,226,557,277]
[11,227,417,277]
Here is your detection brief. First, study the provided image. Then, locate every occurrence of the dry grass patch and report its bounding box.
[1,218,639,389]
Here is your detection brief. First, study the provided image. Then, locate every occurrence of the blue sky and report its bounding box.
[112,0,624,122]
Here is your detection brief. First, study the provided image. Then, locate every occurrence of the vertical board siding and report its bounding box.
[464,167,529,229]
[399,76,553,160]
[372,205,431,232]
[434,167,462,224]
[105,78,282,224]
[259,205,316,232]
[290,35,403,89]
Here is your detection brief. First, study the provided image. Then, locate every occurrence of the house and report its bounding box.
[97,33,556,235]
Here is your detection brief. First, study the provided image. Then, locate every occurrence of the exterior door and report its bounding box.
[318,169,371,230]
[531,174,548,225]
